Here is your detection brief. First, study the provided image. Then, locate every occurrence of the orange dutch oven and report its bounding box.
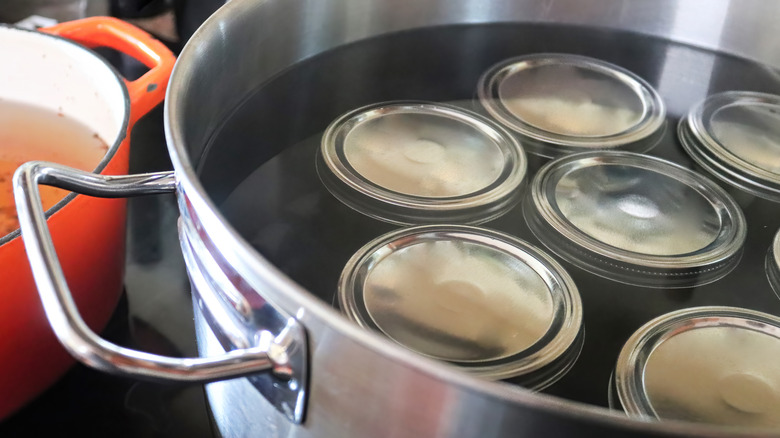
[0,17,174,418]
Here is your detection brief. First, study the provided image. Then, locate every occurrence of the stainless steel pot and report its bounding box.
[14,0,780,437]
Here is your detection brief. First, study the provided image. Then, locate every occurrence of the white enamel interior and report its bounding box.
[0,26,126,146]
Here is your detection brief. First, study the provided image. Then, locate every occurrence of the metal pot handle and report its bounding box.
[13,162,305,396]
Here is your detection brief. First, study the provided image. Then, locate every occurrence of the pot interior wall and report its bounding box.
[174,0,780,169]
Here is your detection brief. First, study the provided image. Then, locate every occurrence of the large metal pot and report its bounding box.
[13,0,780,436]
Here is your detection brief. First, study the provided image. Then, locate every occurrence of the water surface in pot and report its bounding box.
[0,99,109,236]
[196,23,780,412]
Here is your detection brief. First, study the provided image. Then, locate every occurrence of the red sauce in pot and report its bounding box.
[0,100,108,237]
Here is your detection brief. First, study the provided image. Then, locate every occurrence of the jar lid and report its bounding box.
[338,225,582,382]
[477,54,666,157]
[767,229,780,299]
[317,101,527,224]
[679,91,780,202]
[614,306,780,428]
[524,151,746,288]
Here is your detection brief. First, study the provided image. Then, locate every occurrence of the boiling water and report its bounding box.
[199,24,780,407]
[0,100,109,237]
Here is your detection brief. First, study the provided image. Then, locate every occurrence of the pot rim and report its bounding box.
[163,1,780,436]
[0,24,130,247]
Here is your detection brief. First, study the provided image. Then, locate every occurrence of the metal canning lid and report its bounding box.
[767,229,780,299]
[338,225,583,381]
[477,54,666,157]
[679,91,780,202]
[524,151,746,288]
[317,101,527,225]
[614,306,780,428]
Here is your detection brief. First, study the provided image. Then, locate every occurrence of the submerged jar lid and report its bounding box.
[338,225,582,383]
[679,91,780,202]
[506,325,585,391]
[614,306,780,429]
[317,101,527,225]
[767,229,780,299]
[524,151,746,288]
[477,54,666,157]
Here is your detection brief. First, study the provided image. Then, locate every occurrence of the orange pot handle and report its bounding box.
[41,17,176,126]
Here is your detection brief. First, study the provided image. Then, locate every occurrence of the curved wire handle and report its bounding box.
[13,162,296,383]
